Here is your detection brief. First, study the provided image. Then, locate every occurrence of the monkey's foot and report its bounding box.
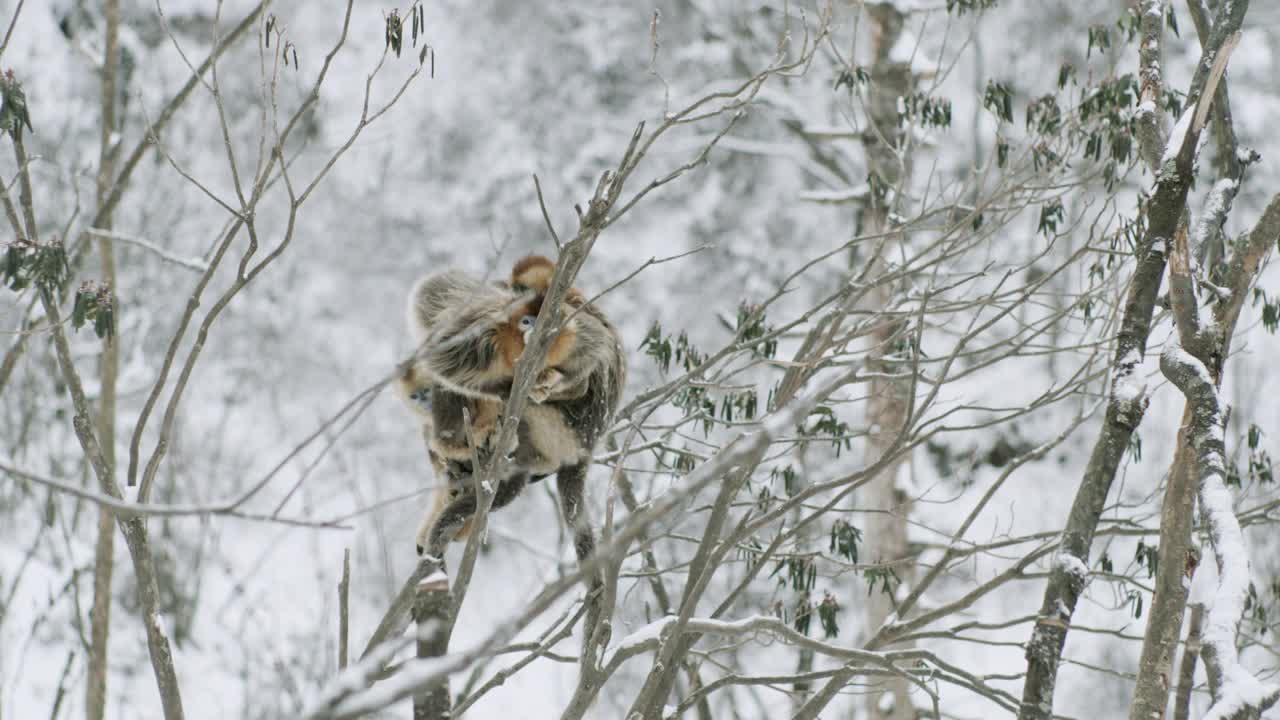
[415,523,434,556]
[445,459,474,482]
[529,368,565,403]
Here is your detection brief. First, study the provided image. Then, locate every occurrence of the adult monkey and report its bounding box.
[397,257,625,609]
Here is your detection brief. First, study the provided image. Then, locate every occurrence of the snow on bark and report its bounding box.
[1194,179,1239,243]
[1199,465,1279,720]
[1161,106,1195,169]
[1110,347,1151,410]
[616,614,781,653]
[420,570,449,587]
[1053,553,1090,583]
[1160,342,1280,720]
[616,616,674,652]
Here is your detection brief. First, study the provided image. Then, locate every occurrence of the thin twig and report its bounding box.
[339,549,351,670]
[0,0,24,63]
[87,227,209,271]
[532,174,562,249]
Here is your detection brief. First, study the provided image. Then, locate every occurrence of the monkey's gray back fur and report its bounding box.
[406,270,489,342]
[407,270,519,393]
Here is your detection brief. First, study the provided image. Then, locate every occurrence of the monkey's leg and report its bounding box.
[469,399,501,448]
[425,465,532,553]
[415,422,457,555]
[555,462,609,652]
[415,481,454,556]
[451,469,529,541]
[492,471,530,510]
[424,484,477,559]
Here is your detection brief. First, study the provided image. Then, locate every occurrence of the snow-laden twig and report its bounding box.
[612,614,903,670]
[87,227,209,271]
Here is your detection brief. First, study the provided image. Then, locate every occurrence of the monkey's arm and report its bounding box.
[403,276,524,400]
[399,270,499,414]
[420,306,509,391]
[538,303,622,404]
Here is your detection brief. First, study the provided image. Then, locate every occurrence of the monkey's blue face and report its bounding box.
[518,314,536,342]
[408,385,432,410]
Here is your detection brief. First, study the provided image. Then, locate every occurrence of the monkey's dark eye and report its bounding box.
[519,315,536,330]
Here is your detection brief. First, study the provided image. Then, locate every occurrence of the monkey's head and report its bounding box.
[511,255,586,306]
[494,294,577,371]
[512,255,555,293]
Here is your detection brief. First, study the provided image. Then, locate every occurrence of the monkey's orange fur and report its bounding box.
[511,255,587,306]
[409,255,617,553]
[493,294,579,373]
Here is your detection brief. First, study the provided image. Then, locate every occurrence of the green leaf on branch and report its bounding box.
[3,238,69,292]
[983,81,1014,123]
[0,70,34,138]
[71,281,114,339]
[818,592,840,638]
[829,520,861,564]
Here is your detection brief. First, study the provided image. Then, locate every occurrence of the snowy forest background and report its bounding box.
[2,0,1280,718]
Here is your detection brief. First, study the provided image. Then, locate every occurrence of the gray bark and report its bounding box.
[412,573,452,720]
[1017,2,1251,716]
[1129,423,1197,720]
[87,1,121,717]
[118,518,185,720]
[860,5,916,718]
[1172,604,1204,720]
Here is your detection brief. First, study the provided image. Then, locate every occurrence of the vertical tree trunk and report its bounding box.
[1019,2,1250,714]
[86,2,120,718]
[1129,421,1198,720]
[118,517,185,720]
[860,5,915,719]
[1172,604,1204,720]
[412,572,452,720]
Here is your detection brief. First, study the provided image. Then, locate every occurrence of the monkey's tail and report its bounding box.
[556,462,610,658]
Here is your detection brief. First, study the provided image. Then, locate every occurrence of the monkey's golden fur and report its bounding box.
[398,256,625,559]
[400,255,625,655]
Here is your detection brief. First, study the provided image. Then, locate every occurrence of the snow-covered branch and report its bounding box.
[1159,344,1278,720]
